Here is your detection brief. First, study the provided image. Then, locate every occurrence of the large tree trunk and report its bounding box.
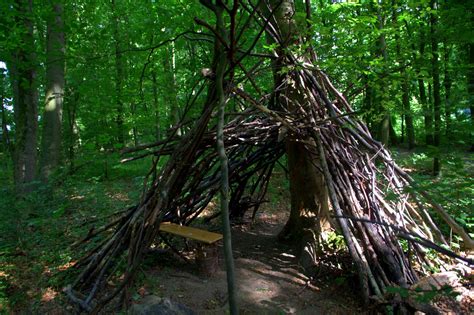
[430,0,442,175]
[64,87,79,171]
[282,138,331,268]
[10,0,38,192]
[40,1,65,180]
[266,0,331,268]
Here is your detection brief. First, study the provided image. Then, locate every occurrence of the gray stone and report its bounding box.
[411,271,460,291]
[129,295,195,315]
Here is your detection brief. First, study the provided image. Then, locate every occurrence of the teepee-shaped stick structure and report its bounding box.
[66,2,473,313]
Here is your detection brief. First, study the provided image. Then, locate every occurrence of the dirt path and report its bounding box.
[134,213,365,314]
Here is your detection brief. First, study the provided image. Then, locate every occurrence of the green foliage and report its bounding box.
[386,284,459,304]
[395,148,474,240]
[265,159,290,209]
[325,231,346,252]
[0,153,149,312]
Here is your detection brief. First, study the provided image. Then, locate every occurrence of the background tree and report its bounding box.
[111,0,125,146]
[393,0,415,149]
[469,43,474,151]
[9,0,39,192]
[39,0,65,180]
[0,67,12,155]
[430,0,442,175]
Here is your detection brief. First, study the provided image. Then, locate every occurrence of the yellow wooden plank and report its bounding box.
[159,222,223,245]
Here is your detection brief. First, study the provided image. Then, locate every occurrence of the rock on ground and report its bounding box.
[129,295,195,315]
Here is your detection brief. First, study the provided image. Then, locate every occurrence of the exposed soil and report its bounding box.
[131,211,366,314]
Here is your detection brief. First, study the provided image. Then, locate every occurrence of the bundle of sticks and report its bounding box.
[65,4,472,312]
[65,97,287,313]
[265,63,473,307]
[66,66,472,312]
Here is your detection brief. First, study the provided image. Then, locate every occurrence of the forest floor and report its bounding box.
[0,160,366,314]
[126,209,365,314]
[0,146,472,314]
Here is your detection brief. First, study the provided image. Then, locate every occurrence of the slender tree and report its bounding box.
[418,29,434,145]
[430,0,442,175]
[151,69,161,141]
[163,44,181,136]
[199,2,238,313]
[469,43,474,151]
[112,0,124,145]
[214,5,238,313]
[443,44,452,139]
[393,1,415,149]
[375,2,391,146]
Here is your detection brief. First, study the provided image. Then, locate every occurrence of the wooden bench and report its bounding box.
[159,222,222,276]
[159,222,223,244]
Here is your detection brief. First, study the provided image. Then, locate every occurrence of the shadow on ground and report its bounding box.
[135,214,364,314]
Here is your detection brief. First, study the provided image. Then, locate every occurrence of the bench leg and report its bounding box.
[195,243,219,277]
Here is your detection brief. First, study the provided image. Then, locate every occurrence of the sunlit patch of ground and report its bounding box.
[70,195,85,200]
[41,287,59,302]
[106,191,130,202]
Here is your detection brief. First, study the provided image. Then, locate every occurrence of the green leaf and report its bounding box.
[52,205,67,218]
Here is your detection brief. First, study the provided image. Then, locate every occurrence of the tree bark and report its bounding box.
[393,1,414,149]
[469,43,474,152]
[389,115,398,146]
[163,44,181,136]
[419,79,433,145]
[1,69,11,154]
[418,30,434,145]
[265,0,331,268]
[215,10,238,313]
[10,0,38,192]
[377,4,389,146]
[64,87,79,171]
[402,75,415,149]
[393,4,415,149]
[151,70,161,141]
[363,77,374,132]
[40,1,65,180]
[373,2,393,146]
[199,1,238,313]
[443,44,452,139]
[112,0,124,145]
[430,0,442,175]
